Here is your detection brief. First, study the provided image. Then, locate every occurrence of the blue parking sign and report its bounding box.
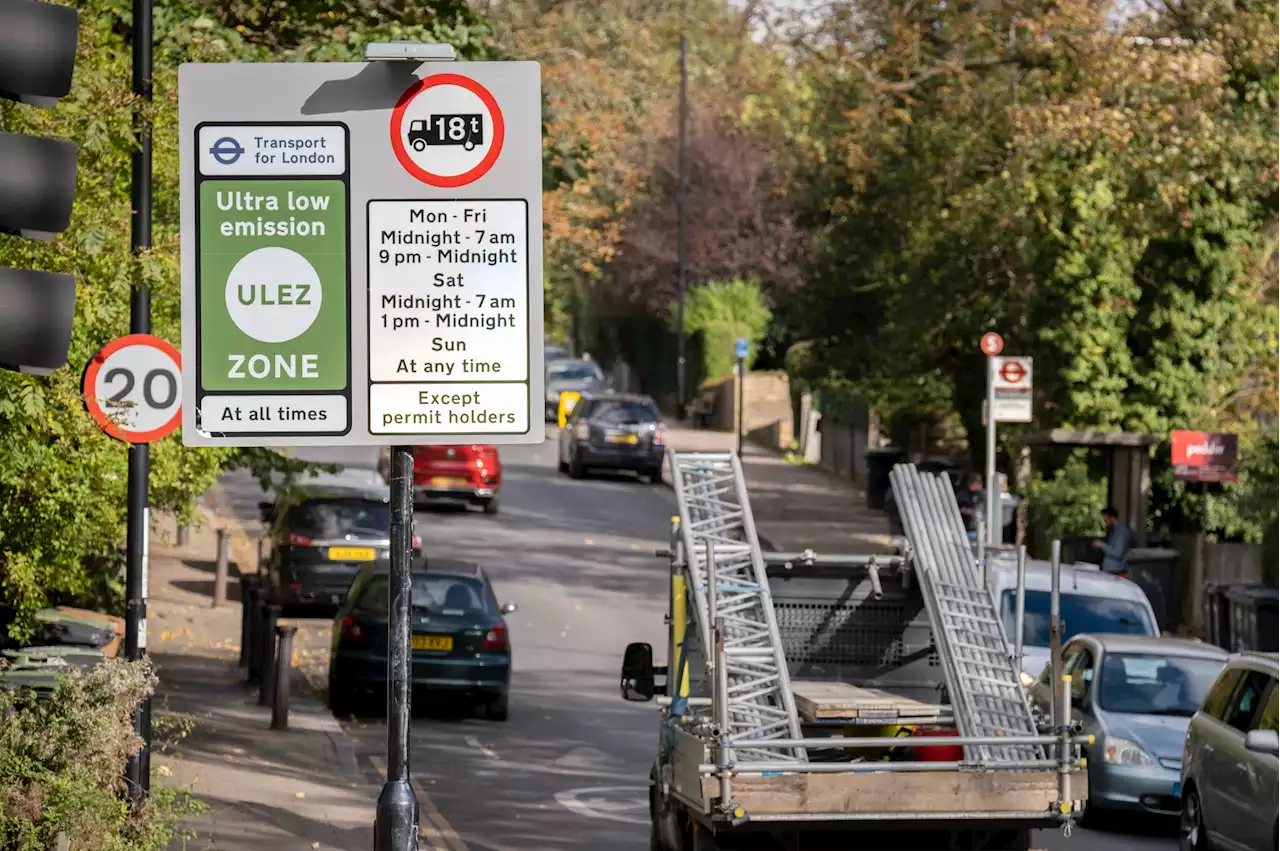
[735,337,750,360]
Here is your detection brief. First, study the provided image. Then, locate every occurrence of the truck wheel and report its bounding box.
[688,823,718,851]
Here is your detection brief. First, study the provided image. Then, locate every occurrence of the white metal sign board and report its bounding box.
[992,356,1033,422]
[178,61,543,446]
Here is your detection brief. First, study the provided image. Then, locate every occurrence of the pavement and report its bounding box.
[149,512,375,851]
[172,427,1176,851]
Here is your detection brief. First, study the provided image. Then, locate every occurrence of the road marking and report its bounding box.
[554,785,649,825]
[464,735,499,761]
[370,755,469,851]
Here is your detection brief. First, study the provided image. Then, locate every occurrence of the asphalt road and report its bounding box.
[211,438,1178,851]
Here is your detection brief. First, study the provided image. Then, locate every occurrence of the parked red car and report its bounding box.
[380,445,502,514]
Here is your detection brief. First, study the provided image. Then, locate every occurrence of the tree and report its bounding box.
[608,113,809,313]
[784,0,1277,469]
[0,0,487,638]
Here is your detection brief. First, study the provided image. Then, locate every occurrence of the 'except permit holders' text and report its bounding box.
[381,389,514,428]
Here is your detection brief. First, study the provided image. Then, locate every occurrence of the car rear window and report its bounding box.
[1000,589,1155,647]
[284,499,390,539]
[355,575,492,617]
[548,362,602,382]
[587,399,659,425]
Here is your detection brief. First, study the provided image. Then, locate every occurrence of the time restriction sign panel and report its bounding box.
[367,199,530,435]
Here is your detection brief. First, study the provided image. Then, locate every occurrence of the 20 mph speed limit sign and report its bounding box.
[83,334,183,443]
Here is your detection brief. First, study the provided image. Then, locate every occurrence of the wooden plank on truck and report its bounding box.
[791,681,944,722]
[703,769,1063,816]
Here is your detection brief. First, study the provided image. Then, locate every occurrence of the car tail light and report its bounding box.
[479,623,508,652]
[339,617,366,646]
[574,421,589,440]
[411,535,422,550]
[654,425,666,446]
[282,531,312,546]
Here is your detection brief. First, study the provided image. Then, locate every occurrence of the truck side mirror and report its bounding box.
[258,501,275,523]
[620,642,656,702]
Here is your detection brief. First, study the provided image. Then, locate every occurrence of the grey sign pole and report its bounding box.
[985,355,999,547]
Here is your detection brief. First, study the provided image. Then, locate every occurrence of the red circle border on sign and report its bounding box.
[390,74,506,188]
[82,333,183,444]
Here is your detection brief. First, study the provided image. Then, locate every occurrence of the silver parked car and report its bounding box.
[1180,651,1278,851]
[1028,634,1227,825]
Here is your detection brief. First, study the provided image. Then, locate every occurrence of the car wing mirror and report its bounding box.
[258,501,276,523]
[620,641,657,702]
[1245,729,1279,756]
[500,602,517,615]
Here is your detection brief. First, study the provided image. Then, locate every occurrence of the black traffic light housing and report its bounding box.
[0,0,80,375]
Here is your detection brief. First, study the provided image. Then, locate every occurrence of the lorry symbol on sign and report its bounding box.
[999,360,1026,384]
[209,136,245,165]
[407,114,483,152]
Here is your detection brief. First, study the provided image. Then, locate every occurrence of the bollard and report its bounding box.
[245,584,263,682]
[258,604,281,706]
[177,524,189,547]
[271,625,298,730]
[212,527,230,608]
[257,534,265,571]
[238,574,260,668]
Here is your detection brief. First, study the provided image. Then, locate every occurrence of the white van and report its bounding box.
[984,550,1160,684]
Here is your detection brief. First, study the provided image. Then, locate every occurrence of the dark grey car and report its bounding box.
[260,484,421,612]
[1180,651,1278,851]
[558,393,666,482]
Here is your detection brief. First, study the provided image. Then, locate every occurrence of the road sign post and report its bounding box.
[981,337,1034,547]
[981,334,1002,546]
[180,50,542,851]
[734,337,749,457]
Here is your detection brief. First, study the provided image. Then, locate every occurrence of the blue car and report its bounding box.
[327,558,517,721]
[1029,634,1227,824]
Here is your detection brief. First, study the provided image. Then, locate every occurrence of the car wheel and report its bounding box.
[568,454,585,479]
[483,692,509,722]
[644,468,663,485]
[482,497,500,515]
[328,672,358,719]
[558,459,569,474]
[1180,787,1208,851]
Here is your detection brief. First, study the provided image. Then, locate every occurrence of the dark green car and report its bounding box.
[327,559,516,721]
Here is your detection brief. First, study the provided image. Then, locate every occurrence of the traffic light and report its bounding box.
[0,0,79,375]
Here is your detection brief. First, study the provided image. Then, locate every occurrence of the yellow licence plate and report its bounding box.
[430,476,468,487]
[608,433,639,444]
[328,547,376,561]
[411,635,453,651]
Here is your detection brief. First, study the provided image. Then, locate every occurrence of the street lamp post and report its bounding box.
[675,34,688,417]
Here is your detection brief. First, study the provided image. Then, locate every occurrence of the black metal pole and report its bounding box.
[675,35,688,418]
[736,357,744,457]
[271,625,297,730]
[258,604,280,706]
[123,0,153,805]
[374,446,419,851]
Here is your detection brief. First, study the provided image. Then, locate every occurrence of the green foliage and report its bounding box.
[1025,452,1107,556]
[0,0,480,638]
[779,0,1276,515]
[670,279,771,382]
[0,658,201,850]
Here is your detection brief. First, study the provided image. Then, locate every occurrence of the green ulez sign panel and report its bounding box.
[199,179,348,392]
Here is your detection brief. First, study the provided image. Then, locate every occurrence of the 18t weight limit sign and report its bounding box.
[83,335,183,443]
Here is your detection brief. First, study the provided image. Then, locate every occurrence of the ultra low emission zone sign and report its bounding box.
[178,62,543,447]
